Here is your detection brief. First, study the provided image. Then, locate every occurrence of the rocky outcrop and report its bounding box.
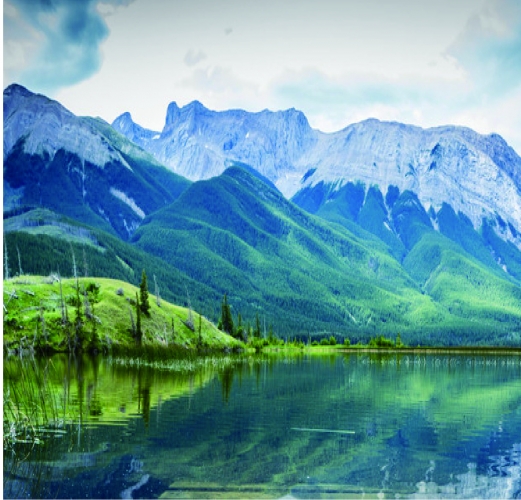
[113,101,521,238]
[3,84,131,170]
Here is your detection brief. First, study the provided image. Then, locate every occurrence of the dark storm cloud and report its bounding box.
[7,0,133,93]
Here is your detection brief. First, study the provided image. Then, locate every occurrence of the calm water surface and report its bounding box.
[4,352,521,499]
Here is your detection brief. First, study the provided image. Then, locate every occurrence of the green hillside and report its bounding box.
[5,166,521,347]
[3,131,190,240]
[3,211,224,320]
[129,166,519,345]
[3,276,241,354]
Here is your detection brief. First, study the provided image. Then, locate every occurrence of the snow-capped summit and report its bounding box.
[3,84,189,239]
[111,111,160,150]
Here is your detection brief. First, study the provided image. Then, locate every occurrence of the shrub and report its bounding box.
[368,335,394,348]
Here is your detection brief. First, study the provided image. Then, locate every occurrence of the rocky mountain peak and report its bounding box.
[3,84,128,168]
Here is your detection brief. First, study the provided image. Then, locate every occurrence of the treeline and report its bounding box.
[3,230,222,322]
[5,229,521,347]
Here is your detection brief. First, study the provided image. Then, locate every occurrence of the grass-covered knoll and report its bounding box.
[3,220,226,321]
[3,276,241,354]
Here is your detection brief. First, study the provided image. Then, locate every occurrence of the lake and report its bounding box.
[4,351,521,499]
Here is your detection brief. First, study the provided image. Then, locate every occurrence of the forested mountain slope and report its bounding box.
[3,84,190,240]
[132,166,521,345]
[4,84,521,345]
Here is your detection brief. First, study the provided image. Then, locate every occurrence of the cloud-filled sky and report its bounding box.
[4,0,521,153]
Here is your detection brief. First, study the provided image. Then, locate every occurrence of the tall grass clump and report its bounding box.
[3,358,66,450]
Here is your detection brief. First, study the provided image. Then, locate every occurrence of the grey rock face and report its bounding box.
[113,103,521,238]
[4,84,131,170]
[112,102,317,183]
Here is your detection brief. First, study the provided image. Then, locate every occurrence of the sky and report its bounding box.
[4,0,521,154]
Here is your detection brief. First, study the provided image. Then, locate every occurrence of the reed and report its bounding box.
[108,352,251,373]
[3,357,69,449]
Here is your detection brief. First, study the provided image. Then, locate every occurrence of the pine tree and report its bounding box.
[74,279,84,350]
[268,324,275,344]
[220,294,234,335]
[136,292,142,344]
[236,312,245,341]
[139,269,151,317]
[254,313,261,338]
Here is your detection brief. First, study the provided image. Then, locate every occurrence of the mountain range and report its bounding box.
[4,83,521,346]
[112,99,521,243]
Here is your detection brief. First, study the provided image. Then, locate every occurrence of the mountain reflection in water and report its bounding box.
[3,352,521,499]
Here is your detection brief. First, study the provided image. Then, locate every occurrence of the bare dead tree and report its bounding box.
[83,247,89,278]
[57,271,69,332]
[129,305,136,337]
[154,274,161,307]
[16,245,23,276]
[40,301,47,345]
[4,239,10,280]
[83,287,92,319]
[70,245,78,280]
[184,287,194,331]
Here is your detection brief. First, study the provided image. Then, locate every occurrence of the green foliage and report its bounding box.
[140,269,151,317]
[220,294,235,336]
[3,277,241,354]
[6,165,521,347]
[369,335,395,348]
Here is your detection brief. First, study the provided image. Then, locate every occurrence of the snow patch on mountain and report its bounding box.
[292,120,521,235]
[110,188,145,219]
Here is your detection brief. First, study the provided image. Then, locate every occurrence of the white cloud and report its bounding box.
[7,0,517,155]
[184,49,207,67]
